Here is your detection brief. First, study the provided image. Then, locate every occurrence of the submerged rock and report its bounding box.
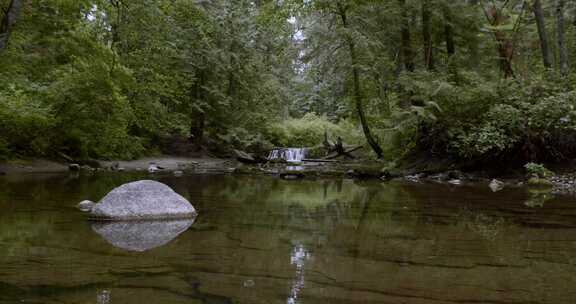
[489,179,505,192]
[83,180,196,220]
[280,171,305,180]
[92,219,194,252]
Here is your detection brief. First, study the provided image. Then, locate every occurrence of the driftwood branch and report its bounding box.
[324,145,363,160]
[302,159,339,163]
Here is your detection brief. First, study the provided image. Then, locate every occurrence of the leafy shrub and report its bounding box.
[45,58,145,159]
[404,74,576,162]
[216,127,273,152]
[524,163,554,178]
[0,86,54,157]
[267,113,364,147]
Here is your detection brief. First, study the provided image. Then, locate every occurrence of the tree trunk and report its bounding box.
[483,4,517,78]
[556,0,568,76]
[443,4,455,58]
[533,0,552,69]
[399,0,414,72]
[0,0,23,54]
[496,36,515,79]
[337,3,384,159]
[190,70,206,149]
[422,0,434,70]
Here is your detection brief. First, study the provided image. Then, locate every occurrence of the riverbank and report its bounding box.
[3,155,576,198]
[0,156,234,175]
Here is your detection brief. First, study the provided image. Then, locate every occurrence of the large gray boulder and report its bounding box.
[83,180,196,220]
[92,219,194,252]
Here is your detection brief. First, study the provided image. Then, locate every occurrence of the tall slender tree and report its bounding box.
[336,2,384,158]
[422,0,434,70]
[533,0,552,69]
[399,0,414,72]
[0,0,23,54]
[442,2,455,59]
[481,1,525,78]
[556,0,568,76]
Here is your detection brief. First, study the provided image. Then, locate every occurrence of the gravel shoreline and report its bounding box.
[0,156,233,175]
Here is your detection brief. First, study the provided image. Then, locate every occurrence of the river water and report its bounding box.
[0,173,575,303]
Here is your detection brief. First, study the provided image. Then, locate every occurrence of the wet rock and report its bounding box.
[489,179,505,192]
[404,173,426,182]
[68,164,80,171]
[91,219,194,252]
[148,163,160,173]
[550,174,576,195]
[78,200,95,212]
[109,162,120,171]
[243,279,255,288]
[448,179,462,185]
[447,170,465,180]
[429,173,448,181]
[88,180,197,220]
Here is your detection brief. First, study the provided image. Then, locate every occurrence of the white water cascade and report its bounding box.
[268,148,308,162]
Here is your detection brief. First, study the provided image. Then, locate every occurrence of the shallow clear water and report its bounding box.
[1,173,576,304]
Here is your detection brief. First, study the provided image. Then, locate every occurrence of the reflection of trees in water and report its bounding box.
[456,207,509,241]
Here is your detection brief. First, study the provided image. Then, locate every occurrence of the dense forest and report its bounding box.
[1,0,576,165]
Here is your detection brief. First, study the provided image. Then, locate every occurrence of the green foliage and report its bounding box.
[267,113,363,147]
[0,86,54,158]
[452,82,576,160]
[46,56,144,159]
[0,0,300,159]
[398,74,576,161]
[2,0,576,163]
[524,163,554,178]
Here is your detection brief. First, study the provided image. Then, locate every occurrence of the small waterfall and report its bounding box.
[268,148,308,162]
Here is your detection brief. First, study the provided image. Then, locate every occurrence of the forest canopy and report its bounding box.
[1,0,576,164]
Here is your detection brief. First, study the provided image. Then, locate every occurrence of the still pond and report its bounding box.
[0,173,575,303]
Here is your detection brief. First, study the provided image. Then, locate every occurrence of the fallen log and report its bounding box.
[234,149,267,164]
[324,145,363,160]
[302,159,340,163]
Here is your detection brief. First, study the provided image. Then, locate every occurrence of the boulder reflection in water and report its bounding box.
[91,218,195,252]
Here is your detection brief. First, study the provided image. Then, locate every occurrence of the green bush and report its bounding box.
[266,113,364,148]
[45,58,145,159]
[403,74,576,162]
[524,163,554,178]
[0,86,54,157]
